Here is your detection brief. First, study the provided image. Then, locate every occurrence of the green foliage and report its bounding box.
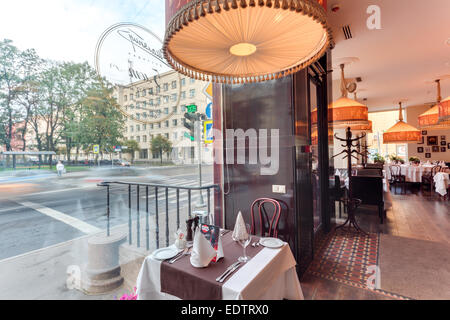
[120,139,141,162]
[389,154,405,164]
[151,135,173,164]
[372,153,385,164]
[409,156,420,163]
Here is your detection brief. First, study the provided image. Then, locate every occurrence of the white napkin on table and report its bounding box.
[335,169,341,177]
[190,228,217,268]
[232,211,249,241]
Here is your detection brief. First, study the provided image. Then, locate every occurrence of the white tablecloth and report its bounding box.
[433,172,450,196]
[136,243,304,300]
[384,164,447,183]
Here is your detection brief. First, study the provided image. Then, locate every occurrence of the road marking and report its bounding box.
[18,201,101,234]
[13,186,95,198]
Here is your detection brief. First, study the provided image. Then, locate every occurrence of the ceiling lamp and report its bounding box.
[438,96,450,125]
[163,0,334,83]
[312,63,370,128]
[383,102,421,144]
[351,120,373,133]
[311,127,334,146]
[418,79,450,129]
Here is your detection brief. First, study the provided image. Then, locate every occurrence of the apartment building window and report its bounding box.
[190,78,195,84]
[136,102,140,109]
[165,133,169,139]
[171,93,177,102]
[181,78,186,86]
[136,114,141,120]
[150,124,154,130]
[181,91,186,100]
[171,81,177,89]
[130,93,134,100]
[157,123,161,129]
[143,124,147,130]
[136,124,140,131]
[142,101,147,108]
[165,120,169,128]
[173,106,177,114]
[130,126,134,132]
[189,89,195,98]
[130,136,134,140]
[181,105,186,112]
[164,108,169,115]
[130,104,134,109]
[163,83,168,91]
[172,119,178,126]
[143,113,147,119]
[136,136,140,142]
[163,96,169,104]
[156,97,161,106]
[143,135,147,143]
[124,95,128,102]
[173,132,178,140]
[150,99,154,106]
[142,90,146,97]
[136,91,140,98]
[156,86,160,94]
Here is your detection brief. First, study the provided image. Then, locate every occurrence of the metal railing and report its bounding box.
[98,181,219,250]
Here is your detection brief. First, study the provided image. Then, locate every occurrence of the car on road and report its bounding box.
[113,159,131,167]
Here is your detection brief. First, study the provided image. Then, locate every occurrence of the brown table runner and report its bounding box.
[160,232,264,300]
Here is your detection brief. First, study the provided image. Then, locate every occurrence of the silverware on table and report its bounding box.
[218,263,242,283]
[215,261,240,282]
[169,248,189,264]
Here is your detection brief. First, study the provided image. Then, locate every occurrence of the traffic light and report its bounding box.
[184,112,207,142]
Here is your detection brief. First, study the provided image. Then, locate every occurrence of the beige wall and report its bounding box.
[406,104,450,162]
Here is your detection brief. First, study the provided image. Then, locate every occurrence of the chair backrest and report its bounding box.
[250,198,282,238]
[431,166,442,176]
[365,163,384,170]
[390,165,401,176]
[356,168,383,177]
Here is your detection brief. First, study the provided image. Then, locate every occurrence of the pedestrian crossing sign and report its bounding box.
[93,145,99,154]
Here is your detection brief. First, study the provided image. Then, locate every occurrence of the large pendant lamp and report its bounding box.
[312,63,370,129]
[438,96,450,125]
[163,0,334,83]
[418,79,450,129]
[383,102,421,144]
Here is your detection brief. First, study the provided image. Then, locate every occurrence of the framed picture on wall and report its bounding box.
[441,147,447,152]
[448,143,450,149]
[432,146,440,152]
[422,130,428,136]
[418,136,424,145]
[425,153,431,158]
[441,135,446,140]
[417,147,424,153]
[427,136,438,146]
[441,141,447,146]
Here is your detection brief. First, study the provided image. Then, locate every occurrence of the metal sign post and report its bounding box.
[196,120,206,208]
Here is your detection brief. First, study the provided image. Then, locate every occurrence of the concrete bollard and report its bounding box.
[82,233,127,295]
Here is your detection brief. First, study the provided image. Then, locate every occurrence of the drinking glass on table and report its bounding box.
[233,223,252,263]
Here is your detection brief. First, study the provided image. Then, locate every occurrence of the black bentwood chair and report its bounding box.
[389,165,406,195]
[421,165,441,194]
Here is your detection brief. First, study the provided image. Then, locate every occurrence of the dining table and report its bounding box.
[433,172,450,197]
[136,231,304,300]
[384,164,448,183]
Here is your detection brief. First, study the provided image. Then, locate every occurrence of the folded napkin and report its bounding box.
[335,169,341,177]
[232,211,249,241]
[190,228,217,268]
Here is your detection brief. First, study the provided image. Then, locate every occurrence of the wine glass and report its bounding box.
[235,223,252,263]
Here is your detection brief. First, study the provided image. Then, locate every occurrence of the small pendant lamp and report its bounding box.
[418,79,450,129]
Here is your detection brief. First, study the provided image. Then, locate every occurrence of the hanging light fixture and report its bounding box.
[438,95,450,125]
[312,63,370,129]
[383,102,421,144]
[163,0,334,83]
[311,127,334,145]
[418,79,450,129]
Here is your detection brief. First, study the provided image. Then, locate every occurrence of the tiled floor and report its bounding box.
[301,185,450,300]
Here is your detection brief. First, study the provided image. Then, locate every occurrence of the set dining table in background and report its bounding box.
[384,163,448,183]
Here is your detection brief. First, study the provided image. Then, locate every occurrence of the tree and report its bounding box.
[80,83,125,161]
[151,135,173,164]
[121,139,140,163]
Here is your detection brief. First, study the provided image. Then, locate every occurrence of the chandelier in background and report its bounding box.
[383,102,421,144]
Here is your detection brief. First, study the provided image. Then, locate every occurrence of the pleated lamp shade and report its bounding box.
[352,120,373,133]
[383,102,421,144]
[164,0,333,83]
[311,127,334,145]
[438,96,450,125]
[418,80,450,129]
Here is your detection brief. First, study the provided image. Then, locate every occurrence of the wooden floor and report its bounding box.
[301,185,450,300]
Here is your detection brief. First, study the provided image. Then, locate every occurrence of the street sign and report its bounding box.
[186,104,197,113]
[93,145,99,154]
[114,146,122,152]
[203,82,213,101]
[204,120,213,144]
[206,102,212,120]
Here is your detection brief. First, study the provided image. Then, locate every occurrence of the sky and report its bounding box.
[0,0,166,66]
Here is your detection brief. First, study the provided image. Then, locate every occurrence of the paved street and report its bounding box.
[0,165,214,261]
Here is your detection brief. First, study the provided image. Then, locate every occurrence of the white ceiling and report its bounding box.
[327,0,450,112]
